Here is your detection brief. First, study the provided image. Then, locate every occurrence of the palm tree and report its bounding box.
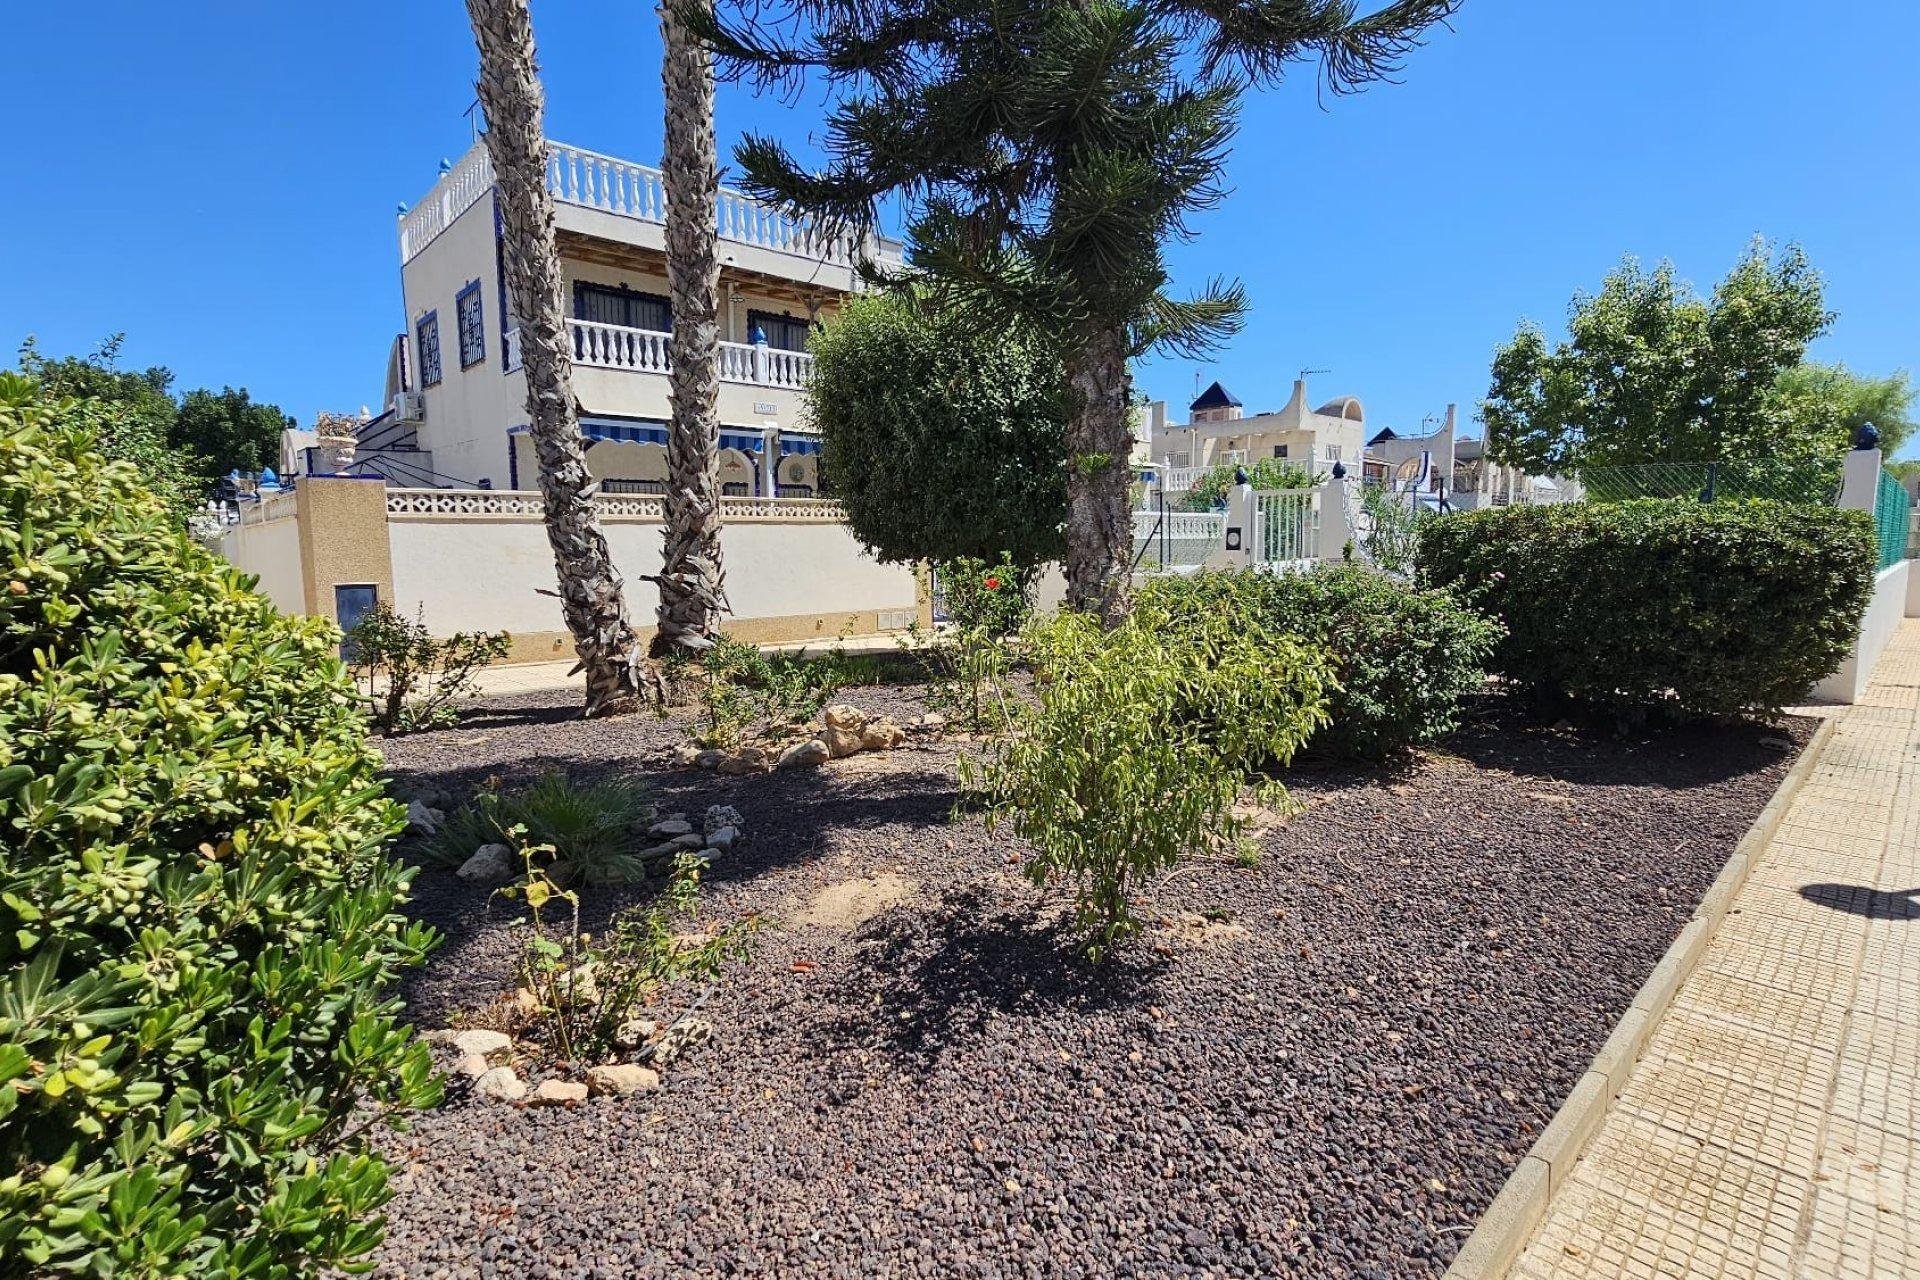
[698,0,1460,626]
[467,0,646,713]
[652,0,729,657]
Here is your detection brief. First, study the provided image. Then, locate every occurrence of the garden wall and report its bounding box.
[1811,557,1912,703]
[223,496,306,615]
[223,479,927,662]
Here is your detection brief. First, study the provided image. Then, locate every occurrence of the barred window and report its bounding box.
[456,281,486,368]
[416,311,442,387]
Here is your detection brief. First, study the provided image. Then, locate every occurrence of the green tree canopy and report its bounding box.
[1482,241,1834,477]
[173,385,297,479]
[1776,362,1915,456]
[699,0,1458,623]
[808,292,1068,568]
[13,335,298,510]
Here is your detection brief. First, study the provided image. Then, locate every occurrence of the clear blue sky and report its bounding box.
[3,1,1915,450]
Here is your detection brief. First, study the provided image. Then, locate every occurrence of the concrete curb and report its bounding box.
[1441,714,1838,1280]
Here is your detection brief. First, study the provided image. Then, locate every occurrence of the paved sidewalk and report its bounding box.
[467,631,916,698]
[1510,622,1920,1279]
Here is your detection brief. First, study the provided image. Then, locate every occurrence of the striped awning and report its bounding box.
[511,419,821,456]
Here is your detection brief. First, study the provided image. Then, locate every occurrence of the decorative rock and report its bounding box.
[778,738,831,770]
[451,1028,512,1059]
[511,987,541,1015]
[453,1053,492,1078]
[456,842,515,886]
[703,805,743,834]
[474,1066,526,1102]
[556,964,598,1004]
[861,721,906,752]
[649,818,695,839]
[670,744,702,767]
[694,749,728,770]
[918,713,947,733]
[406,800,446,835]
[824,704,867,732]
[410,784,452,810]
[528,1079,589,1107]
[822,726,864,759]
[718,746,771,776]
[695,846,721,863]
[613,1017,663,1050]
[647,1017,714,1066]
[586,1063,662,1098]
[705,825,738,853]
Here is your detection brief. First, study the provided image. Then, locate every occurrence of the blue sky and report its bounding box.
[3,1,1914,449]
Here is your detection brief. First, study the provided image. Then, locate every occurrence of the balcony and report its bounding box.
[399,140,903,275]
[504,320,814,390]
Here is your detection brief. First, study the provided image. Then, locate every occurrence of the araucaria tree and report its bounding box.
[467,0,644,713]
[699,0,1460,625]
[654,0,730,656]
[1483,240,1835,477]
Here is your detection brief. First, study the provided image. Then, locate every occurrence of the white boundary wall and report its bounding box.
[220,508,304,615]
[1812,558,1912,704]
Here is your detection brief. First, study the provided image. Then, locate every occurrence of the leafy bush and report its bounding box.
[669,635,872,747]
[938,553,1033,637]
[808,293,1068,569]
[345,601,510,735]
[1139,567,1502,759]
[1359,483,1426,577]
[916,625,1019,735]
[1418,499,1876,718]
[1177,457,1313,512]
[962,609,1329,958]
[0,373,437,1276]
[494,847,753,1069]
[423,773,654,886]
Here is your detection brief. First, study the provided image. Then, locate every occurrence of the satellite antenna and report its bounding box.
[1299,367,1330,382]
[463,99,484,140]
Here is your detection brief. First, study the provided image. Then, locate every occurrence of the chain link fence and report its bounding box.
[1577,459,1842,506]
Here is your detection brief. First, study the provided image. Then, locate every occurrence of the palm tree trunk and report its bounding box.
[467,0,643,715]
[652,0,728,657]
[1062,321,1134,627]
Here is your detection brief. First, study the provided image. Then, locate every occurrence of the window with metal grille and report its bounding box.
[416,311,442,387]
[747,309,810,352]
[456,281,486,368]
[574,282,671,332]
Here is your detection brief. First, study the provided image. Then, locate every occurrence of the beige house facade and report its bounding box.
[1146,377,1369,479]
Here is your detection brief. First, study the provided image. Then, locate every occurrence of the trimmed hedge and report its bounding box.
[1418,499,1876,718]
[1138,566,1502,759]
[0,374,438,1276]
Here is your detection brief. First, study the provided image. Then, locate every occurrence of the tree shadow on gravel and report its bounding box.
[818,885,1168,1072]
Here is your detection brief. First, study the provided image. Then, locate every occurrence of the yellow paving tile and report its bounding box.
[1497,619,1920,1280]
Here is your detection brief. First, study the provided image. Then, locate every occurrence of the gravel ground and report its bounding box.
[372,686,1811,1279]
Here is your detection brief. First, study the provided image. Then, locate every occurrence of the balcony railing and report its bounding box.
[503,319,814,390]
[400,140,900,270]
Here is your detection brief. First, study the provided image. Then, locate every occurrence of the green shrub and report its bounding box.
[669,635,858,748]
[1138,566,1502,759]
[938,553,1033,637]
[0,373,438,1276]
[423,773,654,886]
[962,608,1329,958]
[1177,457,1313,512]
[345,601,510,736]
[494,847,754,1069]
[1418,499,1876,718]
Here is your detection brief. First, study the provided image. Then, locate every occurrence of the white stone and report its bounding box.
[778,738,831,769]
[529,1079,589,1106]
[453,1053,492,1078]
[474,1066,526,1102]
[451,1028,512,1059]
[613,1017,663,1050]
[703,805,743,834]
[919,713,947,733]
[648,818,695,838]
[456,842,516,886]
[822,726,864,758]
[586,1063,662,1097]
[861,721,906,751]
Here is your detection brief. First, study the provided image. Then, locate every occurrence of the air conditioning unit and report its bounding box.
[391,391,426,424]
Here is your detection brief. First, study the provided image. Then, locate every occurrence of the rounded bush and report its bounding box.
[0,374,438,1276]
[1138,566,1502,759]
[1417,498,1875,718]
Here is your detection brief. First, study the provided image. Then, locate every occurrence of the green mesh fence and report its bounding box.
[1875,468,1909,571]
[1579,459,1841,506]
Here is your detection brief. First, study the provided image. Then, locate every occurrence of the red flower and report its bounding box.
[982,575,1001,591]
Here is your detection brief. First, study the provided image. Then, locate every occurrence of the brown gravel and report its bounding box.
[371,685,1811,1279]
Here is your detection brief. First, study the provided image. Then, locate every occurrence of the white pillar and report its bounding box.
[1318,476,1353,561]
[1840,447,1883,513]
[761,423,780,498]
[1202,479,1257,570]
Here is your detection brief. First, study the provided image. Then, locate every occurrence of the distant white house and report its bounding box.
[1143,375,1369,485]
[1364,407,1579,509]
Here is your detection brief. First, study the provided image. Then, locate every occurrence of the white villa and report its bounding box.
[329,138,904,497]
[1142,376,1369,492]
